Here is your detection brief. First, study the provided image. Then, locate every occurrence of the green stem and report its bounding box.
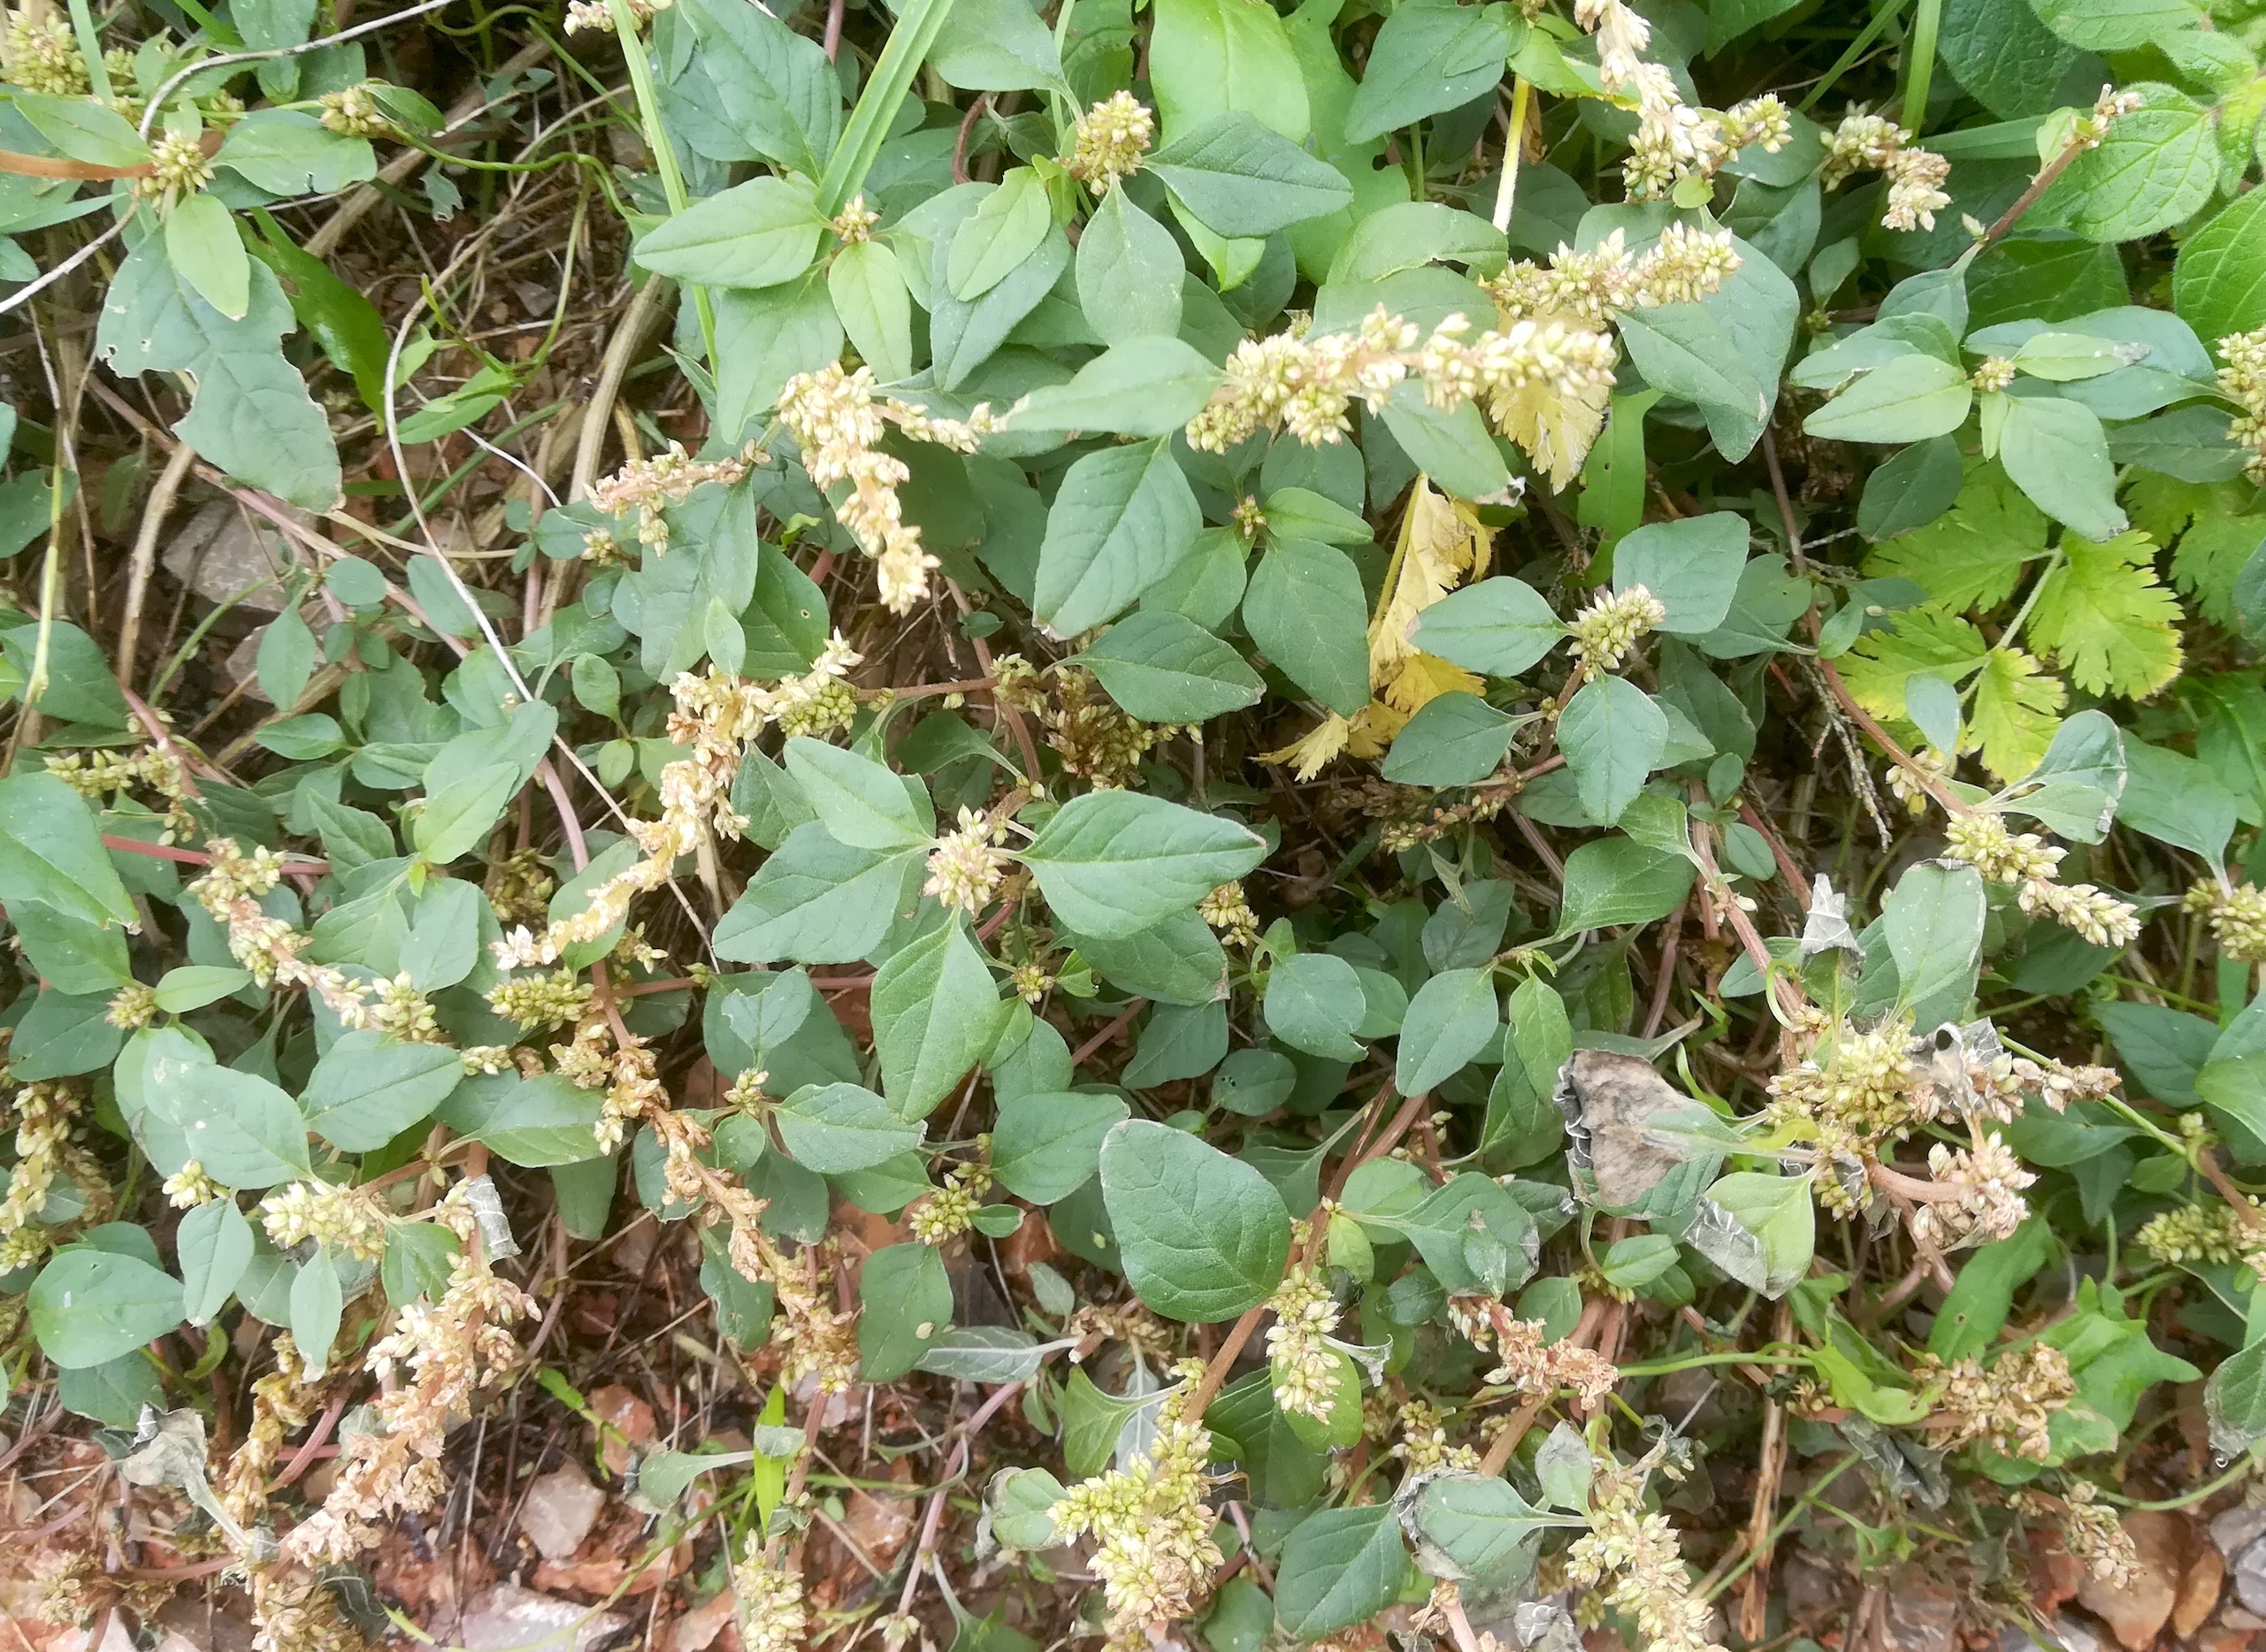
[1703,1455,1860,1602]
[1797,0,1911,114]
[23,463,65,707]
[1901,0,1941,133]
[1614,1349,1815,1376]
[818,0,959,218]
[605,0,716,368]
[67,0,111,103]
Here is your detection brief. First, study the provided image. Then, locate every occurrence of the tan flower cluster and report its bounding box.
[564,0,669,34]
[494,639,861,970]
[1970,356,2016,393]
[1919,1342,2074,1462]
[777,363,1007,613]
[2137,1200,2266,1284]
[1944,814,2140,949]
[287,1190,538,1564]
[1564,0,1783,199]
[46,743,194,841]
[586,439,760,551]
[908,1157,992,1244]
[994,656,1171,786]
[134,130,216,212]
[1907,1133,2034,1250]
[1199,881,1262,947]
[1488,229,1735,330]
[1564,1471,1725,1652]
[487,967,593,1029]
[1065,1299,1175,1362]
[731,1548,809,1652]
[0,1081,94,1269]
[923,807,1011,914]
[1064,92,1155,195]
[2071,84,2146,150]
[485,847,557,925]
[5,8,84,93]
[1570,584,1667,673]
[106,982,158,1029]
[1821,111,1952,232]
[2018,1482,2137,1588]
[189,839,371,1020]
[164,1160,220,1207]
[318,83,393,138]
[2218,327,2266,483]
[1451,1298,1619,1404]
[2186,879,2266,962]
[258,1179,392,1264]
[1389,1398,1480,1473]
[220,1333,325,1527]
[1051,1388,1224,1650]
[1267,1259,1345,1422]
[1886,746,1951,815]
[830,195,878,244]
[1766,1015,1927,1174]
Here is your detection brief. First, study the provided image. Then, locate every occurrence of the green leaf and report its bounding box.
[1099,1119,1290,1321]
[1555,838,1696,935]
[1018,792,1266,939]
[858,1242,953,1381]
[1012,338,1226,438]
[1033,439,1203,636]
[1068,910,1233,1006]
[671,0,842,178]
[947,168,1053,302]
[1688,1172,1814,1296]
[292,1246,345,1374]
[214,111,376,195]
[147,1059,311,1189]
[1937,0,2082,118]
[1265,952,1368,1059]
[0,772,135,928]
[1929,1219,2055,1359]
[1244,537,1371,715]
[1076,188,1185,348]
[1967,646,2067,784]
[1327,201,1508,286]
[714,824,922,964]
[1411,577,1564,677]
[1615,233,1796,462]
[2174,191,2266,346]
[784,737,934,850]
[1396,967,1499,1096]
[2028,0,2200,50]
[1558,675,1667,826]
[176,1197,254,1327]
[1080,609,1264,722]
[2209,1338,2266,1457]
[1405,1472,1569,1582]
[2120,738,2237,861]
[437,1073,607,1166]
[11,92,149,166]
[871,920,1007,1120]
[96,235,341,511]
[28,1249,184,1369]
[776,1082,926,1173]
[1381,692,1520,785]
[1274,1504,1409,1640]
[1866,459,2047,610]
[1802,354,1972,443]
[1994,708,2124,841]
[1883,860,1986,1026]
[1343,1,1520,145]
[1384,1173,1537,1295]
[632,176,825,287]
[2028,530,2183,698]
[2051,86,2218,241]
[992,1090,1129,1203]
[925,0,1067,91]
[711,272,843,441]
[1147,112,1356,239]
[413,761,519,863]
[1998,396,2127,542]
[1149,0,1309,141]
[828,238,915,383]
[164,193,252,323]
[301,1029,466,1153]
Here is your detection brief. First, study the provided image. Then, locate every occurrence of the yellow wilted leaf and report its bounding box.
[1348,700,1404,750]
[1264,714,1353,780]
[1487,371,1610,493]
[1381,651,1481,715]
[1965,645,2066,784]
[1369,478,1491,692]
